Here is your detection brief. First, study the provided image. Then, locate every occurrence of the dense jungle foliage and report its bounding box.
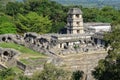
[0,0,120,34]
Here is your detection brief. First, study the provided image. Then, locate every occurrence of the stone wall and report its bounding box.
[0,33,52,56]
[0,33,106,56]
[0,34,25,45]
[0,47,20,65]
[0,48,26,71]
[17,60,26,71]
[0,33,108,79]
[61,51,107,80]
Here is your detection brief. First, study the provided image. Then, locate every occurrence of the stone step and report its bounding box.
[62,58,105,62]
[59,52,107,79]
[60,53,107,59]
[62,64,97,72]
[63,62,98,66]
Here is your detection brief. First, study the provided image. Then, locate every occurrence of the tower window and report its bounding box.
[69,14,72,18]
[77,30,80,33]
[69,21,72,26]
[76,22,80,26]
[76,14,79,18]
[69,30,71,34]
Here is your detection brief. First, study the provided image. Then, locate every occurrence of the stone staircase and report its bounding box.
[60,50,107,80]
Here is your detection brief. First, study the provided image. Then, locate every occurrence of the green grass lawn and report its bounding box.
[20,57,46,65]
[11,66,24,74]
[0,42,46,58]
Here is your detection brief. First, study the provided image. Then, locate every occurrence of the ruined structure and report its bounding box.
[49,8,111,54]
[66,8,84,34]
[0,48,20,69]
[0,8,111,80]
[0,8,111,55]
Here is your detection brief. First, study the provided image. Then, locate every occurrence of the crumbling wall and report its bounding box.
[24,32,53,55]
[0,34,25,45]
[17,61,26,71]
[61,51,107,80]
[0,48,20,65]
[0,33,52,55]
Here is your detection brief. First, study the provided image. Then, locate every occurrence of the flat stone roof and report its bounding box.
[68,8,82,14]
[51,33,93,38]
[84,22,111,27]
[57,38,91,43]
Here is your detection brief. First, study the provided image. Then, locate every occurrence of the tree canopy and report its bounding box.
[92,25,120,80]
[15,12,52,33]
[32,63,70,80]
[0,13,16,34]
[0,0,120,34]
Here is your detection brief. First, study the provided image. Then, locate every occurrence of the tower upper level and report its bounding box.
[68,8,82,15]
[66,8,84,34]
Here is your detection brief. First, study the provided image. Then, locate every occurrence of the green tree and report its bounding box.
[6,2,22,16]
[71,70,84,80]
[15,12,52,33]
[0,13,16,34]
[92,25,120,80]
[23,0,67,33]
[32,63,70,80]
[0,22,16,34]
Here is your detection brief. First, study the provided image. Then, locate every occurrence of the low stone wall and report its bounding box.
[17,60,26,71]
[0,34,25,45]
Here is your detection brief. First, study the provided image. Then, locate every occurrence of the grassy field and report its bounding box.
[11,66,24,74]
[0,42,46,59]
[20,57,46,65]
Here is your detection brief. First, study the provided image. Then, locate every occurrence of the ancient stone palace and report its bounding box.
[0,8,111,55]
[0,8,111,80]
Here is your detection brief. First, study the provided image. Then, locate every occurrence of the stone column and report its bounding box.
[57,44,61,48]
[31,38,34,43]
[62,43,65,48]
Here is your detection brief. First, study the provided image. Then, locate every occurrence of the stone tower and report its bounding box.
[66,8,84,34]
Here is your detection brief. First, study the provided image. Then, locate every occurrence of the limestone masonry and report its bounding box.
[0,8,111,80]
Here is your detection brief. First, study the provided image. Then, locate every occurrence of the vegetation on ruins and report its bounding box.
[71,70,84,80]
[0,42,43,56]
[0,68,30,80]
[0,42,46,63]
[0,63,84,80]
[92,25,120,80]
[31,63,70,80]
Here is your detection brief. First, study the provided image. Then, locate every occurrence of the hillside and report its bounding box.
[0,42,46,59]
[51,0,120,9]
